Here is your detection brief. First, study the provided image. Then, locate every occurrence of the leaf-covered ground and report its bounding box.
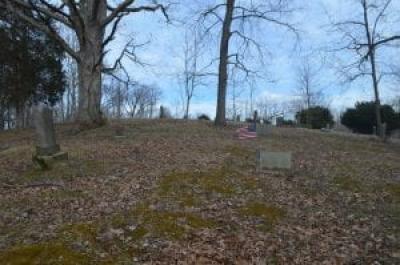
[0,120,399,264]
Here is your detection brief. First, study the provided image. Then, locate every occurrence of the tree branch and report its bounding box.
[4,0,79,61]
[10,0,73,27]
[103,1,169,27]
[102,39,149,74]
[374,35,400,47]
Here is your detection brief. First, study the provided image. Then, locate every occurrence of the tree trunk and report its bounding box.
[116,83,122,119]
[77,57,103,124]
[362,0,383,138]
[215,0,235,126]
[76,0,107,126]
[370,50,383,137]
[0,104,4,131]
[68,59,78,121]
[184,96,190,120]
[15,103,25,129]
[7,105,11,129]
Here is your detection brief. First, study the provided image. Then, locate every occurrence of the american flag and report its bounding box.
[236,125,257,140]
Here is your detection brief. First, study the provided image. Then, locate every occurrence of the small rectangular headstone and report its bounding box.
[257,150,292,170]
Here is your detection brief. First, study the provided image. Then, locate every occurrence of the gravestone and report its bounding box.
[32,104,67,168]
[33,104,60,156]
[256,149,292,170]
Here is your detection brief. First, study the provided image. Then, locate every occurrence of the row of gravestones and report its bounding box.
[30,104,291,171]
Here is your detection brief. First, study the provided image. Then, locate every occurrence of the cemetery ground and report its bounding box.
[0,120,399,264]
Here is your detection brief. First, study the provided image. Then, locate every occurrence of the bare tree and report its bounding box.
[64,33,79,121]
[1,0,169,125]
[296,57,322,110]
[228,77,245,121]
[180,28,203,119]
[126,83,144,118]
[248,79,257,115]
[126,83,161,118]
[199,0,297,126]
[106,78,126,119]
[147,83,162,119]
[330,0,400,138]
[294,56,325,126]
[256,96,289,123]
[390,96,400,112]
[53,31,79,122]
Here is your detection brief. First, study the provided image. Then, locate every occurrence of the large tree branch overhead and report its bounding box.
[2,0,170,54]
[3,0,80,60]
[1,0,170,124]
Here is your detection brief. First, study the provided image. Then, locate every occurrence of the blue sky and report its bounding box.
[104,0,400,118]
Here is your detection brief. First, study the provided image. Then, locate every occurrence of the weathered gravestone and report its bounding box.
[256,149,292,171]
[32,104,67,169]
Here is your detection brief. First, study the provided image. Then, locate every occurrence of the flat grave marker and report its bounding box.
[256,149,292,170]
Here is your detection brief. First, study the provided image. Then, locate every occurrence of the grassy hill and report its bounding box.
[0,120,399,264]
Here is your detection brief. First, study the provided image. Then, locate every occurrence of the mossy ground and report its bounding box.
[130,204,216,240]
[158,166,263,211]
[0,242,90,265]
[1,121,400,263]
[333,175,363,192]
[327,159,370,193]
[239,202,285,231]
[387,184,400,201]
[7,158,114,186]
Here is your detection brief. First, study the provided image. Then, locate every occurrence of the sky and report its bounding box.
[104,0,400,119]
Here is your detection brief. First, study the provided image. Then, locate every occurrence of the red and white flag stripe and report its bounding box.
[236,127,257,140]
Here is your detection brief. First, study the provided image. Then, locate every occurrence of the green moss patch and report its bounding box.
[56,205,216,259]
[198,169,236,195]
[131,204,216,240]
[131,226,149,240]
[1,145,32,157]
[224,145,253,158]
[61,222,99,245]
[333,176,363,192]
[58,220,143,263]
[158,167,261,210]
[386,184,400,201]
[223,145,255,169]
[159,168,239,205]
[240,202,285,231]
[0,242,90,265]
[21,159,110,184]
[39,189,87,201]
